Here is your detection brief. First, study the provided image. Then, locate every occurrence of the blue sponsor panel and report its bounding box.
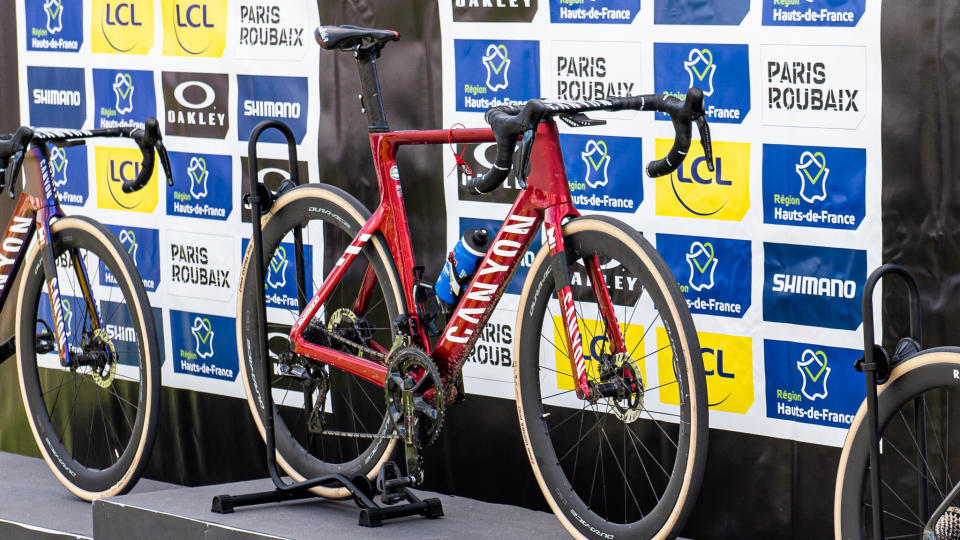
[657,233,751,318]
[24,0,83,51]
[763,242,865,330]
[101,224,160,292]
[459,217,542,296]
[763,0,864,27]
[763,144,866,230]
[549,0,641,23]
[166,152,233,220]
[241,238,314,310]
[48,144,88,206]
[236,75,308,144]
[765,339,864,428]
[100,300,165,366]
[654,43,749,124]
[654,0,749,25]
[170,310,238,381]
[92,68,156,130]
[559,134,642,213]
[27,67,85,129]
[454,39,540,113]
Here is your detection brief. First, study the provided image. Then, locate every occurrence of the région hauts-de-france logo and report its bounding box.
[483,44,510,92]
[113,73,135,114]
[686,241,718,292]
[266,246,289,290]
[50,146,68,187]
[188,156,209,199]
[796,150,828,203]
[118,229,138,259]
[191,316,215,359]
[581,140,610,189]
[684,48,716,97]
[44,0,64,33]
[797,348,830,400]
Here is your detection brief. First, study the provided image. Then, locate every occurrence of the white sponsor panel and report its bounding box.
[165,230,237,303]
[550,40,643,120]
[233,0,311,60]
[762,44,867,130]
[460,308,517,401]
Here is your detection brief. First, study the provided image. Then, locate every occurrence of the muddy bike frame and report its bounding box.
[0,142,100,368]
[287,120,622,400]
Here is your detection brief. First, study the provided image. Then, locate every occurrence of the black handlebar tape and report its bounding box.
[466,99,546,194]
[646,87,704,178]
[123,116,160,193]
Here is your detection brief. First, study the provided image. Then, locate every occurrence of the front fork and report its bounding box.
[544,207,625,401]
[37,214,102,368]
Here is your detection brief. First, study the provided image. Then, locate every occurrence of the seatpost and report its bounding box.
[354,46,390,133]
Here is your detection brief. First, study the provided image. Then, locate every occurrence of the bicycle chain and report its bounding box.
[306,321,388,363]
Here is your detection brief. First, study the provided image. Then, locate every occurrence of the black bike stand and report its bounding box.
[859,264,924,540]
[211,120,443,527]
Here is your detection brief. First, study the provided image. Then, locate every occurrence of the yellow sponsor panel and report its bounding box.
[552,317,646,392]
[95,147,159,212]
[162,0,227,57]
[657,327,753,414]
[91,0,154,54]
[654,139,750,221]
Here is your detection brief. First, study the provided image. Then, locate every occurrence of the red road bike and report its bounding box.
[237,25,713,538]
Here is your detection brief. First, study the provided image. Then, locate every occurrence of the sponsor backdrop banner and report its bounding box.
[438,1,881,448]
[14,0,321,402]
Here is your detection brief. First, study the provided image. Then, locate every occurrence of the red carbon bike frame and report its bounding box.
[288,120,625,400]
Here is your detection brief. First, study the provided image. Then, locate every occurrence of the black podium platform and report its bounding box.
[0,452,566,539]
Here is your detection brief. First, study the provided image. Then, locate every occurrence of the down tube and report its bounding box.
[433,199,542,383]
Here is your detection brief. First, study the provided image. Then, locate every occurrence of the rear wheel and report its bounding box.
[237,184,402,498]
[16,216,160,500]
[515,216,707,539]
[835,349,960,540]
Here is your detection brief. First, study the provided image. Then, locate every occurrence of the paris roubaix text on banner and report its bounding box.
[15,0,321,399]
[438,2,882,447]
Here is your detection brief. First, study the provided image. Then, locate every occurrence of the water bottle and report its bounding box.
[434,228,490,305]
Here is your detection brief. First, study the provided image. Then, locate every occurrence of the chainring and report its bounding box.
[384,346,445,448]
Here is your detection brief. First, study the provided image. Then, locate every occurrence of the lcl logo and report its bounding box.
[104,2,143,26]
[162,0,226,57]
[175,4,214,28]
[93,0,153,54]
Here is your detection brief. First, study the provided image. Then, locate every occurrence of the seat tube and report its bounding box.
[544,205,590,401]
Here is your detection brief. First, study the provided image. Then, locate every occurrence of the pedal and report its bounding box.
[559,112,606,128]
[377,462,416,505]
[36,331,55,355]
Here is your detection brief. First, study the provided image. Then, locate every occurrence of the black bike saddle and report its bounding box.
[315,24,399,51]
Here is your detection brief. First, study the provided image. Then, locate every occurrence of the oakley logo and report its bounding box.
[174,80,215,109]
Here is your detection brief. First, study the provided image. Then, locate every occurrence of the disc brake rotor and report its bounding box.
[88,329,117,389]
[607,352,644,423]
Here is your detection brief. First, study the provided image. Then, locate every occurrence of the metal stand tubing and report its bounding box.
[213,120,443,527]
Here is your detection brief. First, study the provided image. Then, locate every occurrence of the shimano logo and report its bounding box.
[242,99,300,118]
[33,88,81,106]
[771,273,855,299]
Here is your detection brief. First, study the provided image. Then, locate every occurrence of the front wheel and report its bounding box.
[835,348,960,540]
[515,216,708,539]
[16,216,160,500]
